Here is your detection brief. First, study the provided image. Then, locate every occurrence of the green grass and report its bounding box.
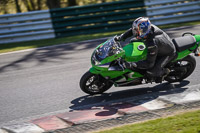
[95,109,200,133]
[0,21,200,54]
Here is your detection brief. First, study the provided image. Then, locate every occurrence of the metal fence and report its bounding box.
[50,0,145,38]
[0,0,200,44]
[0,10,55,44]
[145,0,200,25]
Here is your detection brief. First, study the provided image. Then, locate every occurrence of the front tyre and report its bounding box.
[165,55,196,83]
[80,71,113,95]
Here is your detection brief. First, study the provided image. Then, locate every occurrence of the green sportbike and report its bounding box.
[80,32,200,95]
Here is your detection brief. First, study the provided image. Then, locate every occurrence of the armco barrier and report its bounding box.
[50,0,145,38]
[145,0,200,25]
[0,0,200,44]
[0,10,55,44]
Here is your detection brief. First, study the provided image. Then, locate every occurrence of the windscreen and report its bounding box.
[95,38,120,61]
[91,37,122,65]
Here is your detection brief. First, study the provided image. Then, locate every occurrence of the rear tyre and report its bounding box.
[165,55,196,83]
[80,71,113,95]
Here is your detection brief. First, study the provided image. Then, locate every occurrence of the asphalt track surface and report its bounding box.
[0,25,200,126]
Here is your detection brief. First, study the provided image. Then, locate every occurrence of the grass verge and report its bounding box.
[0,21,200,54]
[95,109,200,133]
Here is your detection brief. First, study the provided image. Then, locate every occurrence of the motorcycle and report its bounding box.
[80,32,200,95]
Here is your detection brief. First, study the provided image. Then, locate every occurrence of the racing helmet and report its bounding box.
[132,17,151,39]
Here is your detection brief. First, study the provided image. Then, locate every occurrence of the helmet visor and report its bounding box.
[138,23,149,36]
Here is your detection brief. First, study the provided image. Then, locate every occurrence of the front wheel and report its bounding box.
[165,55,196,83]
[80,71,113,95]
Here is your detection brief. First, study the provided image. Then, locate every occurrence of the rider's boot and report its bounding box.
[147,68,170,83]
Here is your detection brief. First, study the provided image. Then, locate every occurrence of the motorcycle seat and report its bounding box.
[172,36,196,52]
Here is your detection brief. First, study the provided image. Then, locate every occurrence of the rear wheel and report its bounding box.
[165,55,196,83]
[80,71,113,95]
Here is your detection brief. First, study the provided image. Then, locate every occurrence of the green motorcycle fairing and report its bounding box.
[90,40,146,84]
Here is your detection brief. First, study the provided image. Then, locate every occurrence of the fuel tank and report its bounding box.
[123,42,147,62]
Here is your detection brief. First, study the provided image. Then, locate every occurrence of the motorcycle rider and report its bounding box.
[115,17,177,82]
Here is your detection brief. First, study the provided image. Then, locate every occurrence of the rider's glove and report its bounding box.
[122,60,137,70]
[114,36,121,42]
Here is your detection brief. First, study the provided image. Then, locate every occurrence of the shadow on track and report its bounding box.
[70,80,190,111]
[0,39,107,73]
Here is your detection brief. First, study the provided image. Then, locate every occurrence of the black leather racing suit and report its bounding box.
[120,24,177,77]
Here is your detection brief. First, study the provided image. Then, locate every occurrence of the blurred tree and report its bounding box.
[37,0,42,10]
[30,0,36,10]
[14,0,21,13]
[22,0,46,11]
[0,0,119,15]
[0,0,9,14]
[68,0,77,6]
[23,0,37,11]
[23,0,32,11]
[46,0,61,9]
